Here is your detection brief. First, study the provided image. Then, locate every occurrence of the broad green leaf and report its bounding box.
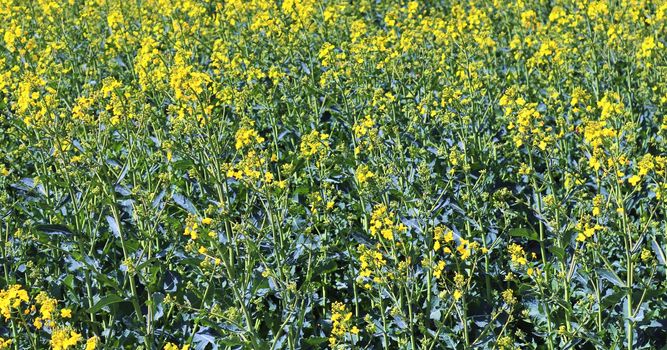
[89,294,125,313]
[509,228,538,240]
[597,269,625,287]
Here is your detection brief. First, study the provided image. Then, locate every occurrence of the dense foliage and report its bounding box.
[1,0,666,349]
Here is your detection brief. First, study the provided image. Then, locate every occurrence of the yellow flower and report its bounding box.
[576,223,603,242]
[60,308,72,319]
[380,228,393,241]
[628,175,641,187]
[457,239,471,260]
[502,289,517,305]
[234,122,264,150]
[637,36,662,59]
[164,343,179,350]
[184,215,199,240]
[318,42,335,67]
[355,165,375,185]
[508,243,527,265]
[164,343,189,350]
[641,249,652,262]
[300,130,330,159]
[50,328,82,350]
[433,260,446,279]
[84,336,98,350]
[638,154,655,176]
[454,272,465,287]
[0,337,12,349]
[0,285,29,320]
[369,204,404,241]
[453,290,463,301]
[329,302,354,346]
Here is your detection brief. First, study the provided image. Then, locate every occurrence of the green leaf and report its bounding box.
[172,192,198,215]
[171,159,194,171]
[219,337,244,347]
[549,246,565,260]
[430,308,441,321]
[294,185,310,195]
[106,215,121,238]
[89,294,125,313]
[652,239,665,266]
[193,329,218,350]
[34,224,73,236]
[597,269,625,287]
[509,228,538,240]
[63,275,75,289]
[315,260,338,275]
[303,337,328,346]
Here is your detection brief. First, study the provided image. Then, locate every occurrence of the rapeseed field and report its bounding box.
[0,0,666,349]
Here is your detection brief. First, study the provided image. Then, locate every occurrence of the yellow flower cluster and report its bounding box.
[433,260,446,279]
[329,302,358,346]
[353,115,378,155]
[135,37,168,92]
[226,150,267,181]
[318,42,336,67]
[576,222,604,243]
[508,243,528,266]
[433,226,476,260]
[164,342,189,350]
[629,154,658,187]
[50,328,82,350]
[170,54,211,103]
[637,36,663,61]
[433,226,454,252]
[85,336,99,350]
[503,97,551,150]
[357,244,387,288]
[592,194,604,216]
[452,272,466,301]
[34,291,58,329]
[456,239,475,260]
[0,337,12,349]
[355,165,375,185]
[1,285,87,346]
[582,120,617,171]
[235,123,265,150]
[183,215,200,241]
[502,289,517,305]
[300,130,330,159]
[0,284,28,320]
[597,92,625,120]
[369,204,406,241]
